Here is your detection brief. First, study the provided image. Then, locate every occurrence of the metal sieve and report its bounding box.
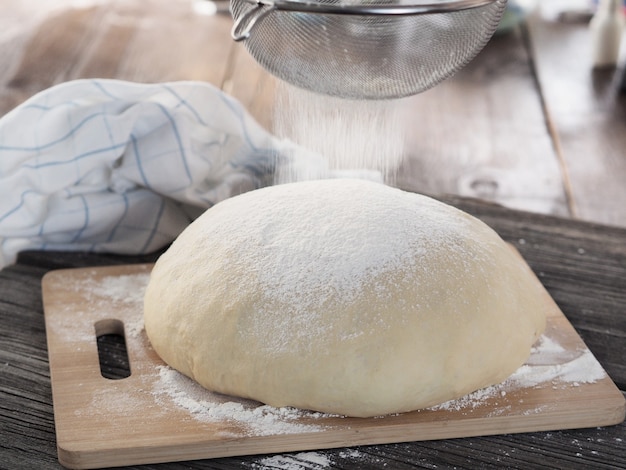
[230,0,507,100]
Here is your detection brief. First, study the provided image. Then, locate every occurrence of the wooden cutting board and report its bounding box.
[42,263,625,470]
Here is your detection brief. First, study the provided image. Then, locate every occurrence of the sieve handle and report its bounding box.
[232,2,276,41]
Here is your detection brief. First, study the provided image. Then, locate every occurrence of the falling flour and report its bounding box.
[272,82,406,185]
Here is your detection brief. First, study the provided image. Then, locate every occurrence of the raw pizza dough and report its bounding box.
[144,179,547,418]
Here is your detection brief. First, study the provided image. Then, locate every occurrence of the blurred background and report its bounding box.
[0,0,624,228]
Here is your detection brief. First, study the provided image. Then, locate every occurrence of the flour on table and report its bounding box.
[249,448,378,469]
[252,451,332,470]
[82,273,150,304]
[81,272,150,338]
[509,334,606,388]
[152,365,331,436]
[50,271,150,342]
[431,334,607,413]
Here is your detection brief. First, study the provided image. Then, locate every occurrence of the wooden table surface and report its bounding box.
[1,0,625,469]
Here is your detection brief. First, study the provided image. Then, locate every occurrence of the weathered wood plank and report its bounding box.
[113,3,234,86]
[526,11,626,228]
[396,28,570,219]
[0,1,236,115]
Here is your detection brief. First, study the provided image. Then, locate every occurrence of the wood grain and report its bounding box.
[395,29,570,219]
[526,10,626,227]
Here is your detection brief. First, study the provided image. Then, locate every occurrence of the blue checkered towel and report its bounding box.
[0,79,332,268]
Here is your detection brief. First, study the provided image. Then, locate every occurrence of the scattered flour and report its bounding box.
[431,334,607,412]
[338,449,364,459]
[51,270,150,342]
[152,365,331,436]
[252,452,332,470]
[249,446,386,468]
[66,271,150,310]
[86,272,150,339]
[509,349,605,388]
[83,272,149,305]
[510,334,607,388]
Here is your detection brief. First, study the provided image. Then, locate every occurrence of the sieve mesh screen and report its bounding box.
[230,0,507,100]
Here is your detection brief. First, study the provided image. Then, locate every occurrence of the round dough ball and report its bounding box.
[144,178,547,418]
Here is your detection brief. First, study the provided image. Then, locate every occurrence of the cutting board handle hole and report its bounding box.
[95,319,131,380]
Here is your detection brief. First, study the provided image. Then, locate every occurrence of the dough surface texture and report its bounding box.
[144,179,547,417]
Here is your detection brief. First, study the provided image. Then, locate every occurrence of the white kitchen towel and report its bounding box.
[0,79,331,269]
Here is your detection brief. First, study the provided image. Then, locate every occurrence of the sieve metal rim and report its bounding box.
[232,0,499,41]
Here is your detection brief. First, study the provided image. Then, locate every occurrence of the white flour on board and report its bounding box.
[85,272,149,338]
[152,365,332,436]
[430,334,607,413]
[48,271,151,343]
[149,331,608,434]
